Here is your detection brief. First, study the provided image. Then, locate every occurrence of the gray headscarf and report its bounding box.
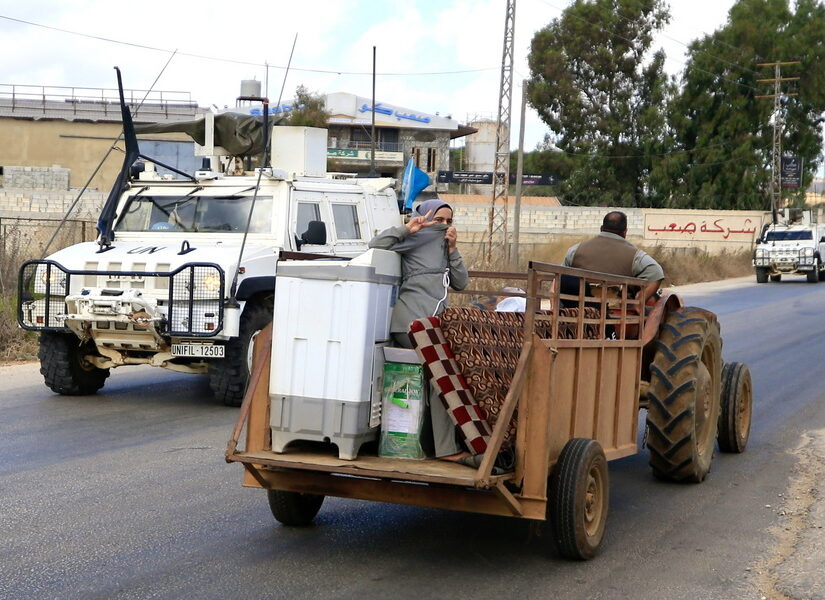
[414,199,452,218]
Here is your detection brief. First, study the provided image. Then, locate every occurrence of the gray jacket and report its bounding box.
[368,224,469,334]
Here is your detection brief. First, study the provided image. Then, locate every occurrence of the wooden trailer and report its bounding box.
[226,261,752,559]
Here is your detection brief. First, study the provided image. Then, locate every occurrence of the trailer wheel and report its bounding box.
[646,307,722,483]
[717,362,753,453]
[807,261,819,283]
[755,268,768,283]
[208,297,273,407]
[267,490,325,526]
[770,274,782,282]
[38,332,109,395]
[549,438,609,560]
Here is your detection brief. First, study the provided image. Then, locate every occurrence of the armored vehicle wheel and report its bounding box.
[717,362,753,453]
[755,268,768,283]
[38,332,109,395]
[646,307,722,483]
[807,262,819,283]
[209,298,273,407]
[549,438,608,560]
[770,274,781,282]
[267,489,325,526]
[819,269,825,281]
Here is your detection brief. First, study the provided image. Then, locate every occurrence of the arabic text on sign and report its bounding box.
[645,218,757,240]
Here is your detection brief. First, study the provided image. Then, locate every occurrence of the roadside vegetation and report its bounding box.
[1,223,39,362]
[464,234,753,288]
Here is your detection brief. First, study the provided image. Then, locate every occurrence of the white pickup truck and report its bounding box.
[752,223,825,283]
[17,70,403,405]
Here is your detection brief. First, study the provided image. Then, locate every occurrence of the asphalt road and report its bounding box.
[2,274,825,600]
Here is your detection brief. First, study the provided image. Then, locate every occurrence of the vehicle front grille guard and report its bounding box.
[17,260,225,337]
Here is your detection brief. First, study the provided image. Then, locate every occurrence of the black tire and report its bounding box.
[755,268,768,283]
[549,438,609,560]
[267,489,324,526]
[770,274,781,282]
[807,261,819,283]
[646,307,722,483]
[819,269,825,281]
[717,362,753,453]
[38,332,109,395]
[208,298,273,407]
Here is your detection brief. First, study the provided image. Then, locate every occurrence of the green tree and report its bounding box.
[527,0,671,206]
[508,141,576,196]
[286,85,330,128]
[657,0,825,209]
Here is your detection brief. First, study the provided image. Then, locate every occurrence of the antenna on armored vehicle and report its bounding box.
[38,55,178,259]
[96,67,198,253]
[226,33,299,307]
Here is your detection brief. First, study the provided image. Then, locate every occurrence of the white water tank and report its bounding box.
[239,79,261,99]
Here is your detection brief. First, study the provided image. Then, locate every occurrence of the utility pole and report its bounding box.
[487,0,515,262]
[369,46,377,177]
[756,61,800,224]
[512,79,528,263]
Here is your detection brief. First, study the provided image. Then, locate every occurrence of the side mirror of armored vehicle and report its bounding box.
[301,221,327,246]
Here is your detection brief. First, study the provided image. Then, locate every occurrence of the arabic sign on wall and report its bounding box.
[781,156,803,188]
[437,171,558,185]
[437,171,494,184]
[644,214,760,242]
[327,149,403,161]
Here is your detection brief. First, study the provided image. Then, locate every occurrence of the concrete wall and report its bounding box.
[0,118,192,190]
[0,185,105,219]
[449,203,769,253]
[3,165,70,190]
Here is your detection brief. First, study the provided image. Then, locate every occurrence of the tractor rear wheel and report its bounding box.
[267,489,324,526]
[549,438,609,560]
[646,307,722,483]
[717,362,753,453]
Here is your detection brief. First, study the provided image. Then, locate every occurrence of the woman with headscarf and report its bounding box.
[368,199,469,461]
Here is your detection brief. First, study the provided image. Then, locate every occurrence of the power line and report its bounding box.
[0,14,497,77]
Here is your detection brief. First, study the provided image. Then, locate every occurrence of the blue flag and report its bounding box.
[402,158,431,210]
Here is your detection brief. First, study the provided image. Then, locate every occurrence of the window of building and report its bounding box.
[351,127,399,151]
[412,147,438,172]
[331,204,361,240]
[296,202,320,236]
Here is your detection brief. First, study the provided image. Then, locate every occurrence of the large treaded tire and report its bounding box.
[267,489,324,526]
[770,274,781,282]
[717,362,753,453]
[208,298,273,407]
[38,332,110,395]
[646,307,722,483]
[807,260,819,283]
[549,438,609,560]
[755,268,768,283]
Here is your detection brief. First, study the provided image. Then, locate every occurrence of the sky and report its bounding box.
[0,0,737,151]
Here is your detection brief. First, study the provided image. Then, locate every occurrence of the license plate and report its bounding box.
[171,343,225,358]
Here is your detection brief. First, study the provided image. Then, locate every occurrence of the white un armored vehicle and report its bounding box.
[17,69,403,405]
[752,221,825,284]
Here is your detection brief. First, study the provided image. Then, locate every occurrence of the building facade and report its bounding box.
[322,92,475,192]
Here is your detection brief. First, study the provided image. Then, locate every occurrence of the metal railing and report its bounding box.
[332,140,403,153]
[0,83,199,119]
